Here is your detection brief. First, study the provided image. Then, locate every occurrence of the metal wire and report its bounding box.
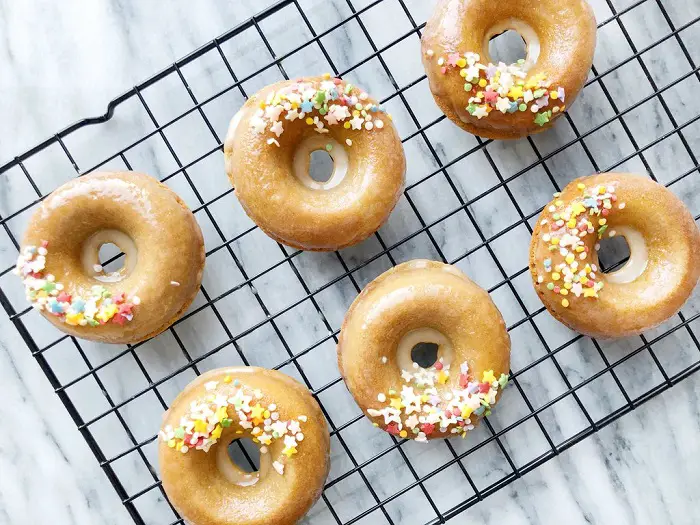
[0,1,699,524]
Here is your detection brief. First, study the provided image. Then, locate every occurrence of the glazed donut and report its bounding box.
[224,75,405,251]
[337,260,511,441]
[421,0,597,139]
[159,367,330,525]
[14,171,204,344]
[529,173,700,338]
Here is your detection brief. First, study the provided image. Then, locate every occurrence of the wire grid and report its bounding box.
[1,0,700,523]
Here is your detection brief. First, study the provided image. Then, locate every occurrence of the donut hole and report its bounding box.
[226,438,261,473]
[488,29,528,65]
[411,342,439,368]
[597,235,631,273]
[97,243,125,273]
[308,149,334,183]
[293,136,349,190]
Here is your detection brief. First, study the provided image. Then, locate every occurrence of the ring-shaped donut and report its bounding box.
[15,171,204,343]
[338,260,511,441]
[421,0,596,139]
[159,367,330,525]
[529,173,700,338]
[224,76,405,251]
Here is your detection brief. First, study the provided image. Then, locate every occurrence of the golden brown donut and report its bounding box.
[159,367,330,525]
[421,0,597,139]
[337,260,511,441]
[224,75,405,251]
[529,173,700,338]
[14,171,204,344]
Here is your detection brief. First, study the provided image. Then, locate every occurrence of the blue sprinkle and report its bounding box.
[474,406,486,417]
[71,299,86,313]
[300,101,314,113]
[544,258,552,267]
[507,101,519,113]
[48,298,64,314]
[328,88,338,100]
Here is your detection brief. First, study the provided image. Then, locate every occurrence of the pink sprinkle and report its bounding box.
[484,90,498,103]
[441,67,448,74]
[41,240,49,248]
[435,361,443,371]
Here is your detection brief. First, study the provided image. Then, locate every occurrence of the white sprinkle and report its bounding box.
[298,415,308,423]
[132,296,141,305]
[345,138,353,147]
[273,461,285,475]
[619,203,626,209]
[437,57,444,66]
[609,230,617,237]
[170,281,180,286]
[260,446,268,454]
[381,356,388,364]
[426,49,434,57]
[47,274,55,282]
[531,104,539,113]
[93,264,103,273]
[267,138,281,147]
[269,403,277,410]
[375,119,384,129]
[378,393,387,402]
[55,283,64,291]
[205,381,219,391]
[38,247,47,256]
[359,92,369,101]
[296,433,304,441]
[365,121,374,130]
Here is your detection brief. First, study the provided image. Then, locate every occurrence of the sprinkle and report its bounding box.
[93,264,103,273]
[170,281,180,286]
[562,299,570,307]
[346,139,353,147]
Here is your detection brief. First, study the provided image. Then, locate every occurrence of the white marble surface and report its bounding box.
[1,0,700,524]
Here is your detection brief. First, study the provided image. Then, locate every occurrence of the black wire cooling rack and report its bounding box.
[1,0,700,523]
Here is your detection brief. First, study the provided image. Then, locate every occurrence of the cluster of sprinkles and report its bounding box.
[159,377,306,476]
[251,73,389,147]
[424,50,566,127]
[368,359,508,442]
[536,183,626,308]
[14,242,138,326]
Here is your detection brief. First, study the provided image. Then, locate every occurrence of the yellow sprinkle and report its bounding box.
[223,375,232,383]
[390,397,404,410]
[508,86,523,99]
[583,288,598,298]
[305,117,314,125]
[555,200,564,206]
[322,72,331,79]
[283,447,297,458]
[167,439,176,448]
[599,218,607,225]
[598,187,606,195]
[460,69,468,78]
[482,370,497,383]
[575,246,585,252]
[550,91,559,99]
[478,78,488,88]
[552,272,561,281]
[194,420,208,433]
[566,219,577,228]
[564,282,573,290]
[456,58,467,68]
[560,289,569,296]
[65,312,84,326]
[580,276,589,285]
[462,406,474,419]
[584,264,592,273]
[344,121,351,129]
[437,371,449,384]
[565,253,575,264]
[399,430,408,438]
[551,238,560,246]
[562,299,570,307]
[263,410,270,418]
[211,425,223,440]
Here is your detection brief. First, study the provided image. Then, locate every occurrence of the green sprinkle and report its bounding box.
[464,83,473,91]
[519,103,527,112]
[498,373,509,388]
[345,83,354,94]
[315,91,326,104]
[598,224,608,237]
[221,418,232,428]
[547,283,555,290]
[174,427,185,439]
[325,143,333,152]
[467,104,477,115]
